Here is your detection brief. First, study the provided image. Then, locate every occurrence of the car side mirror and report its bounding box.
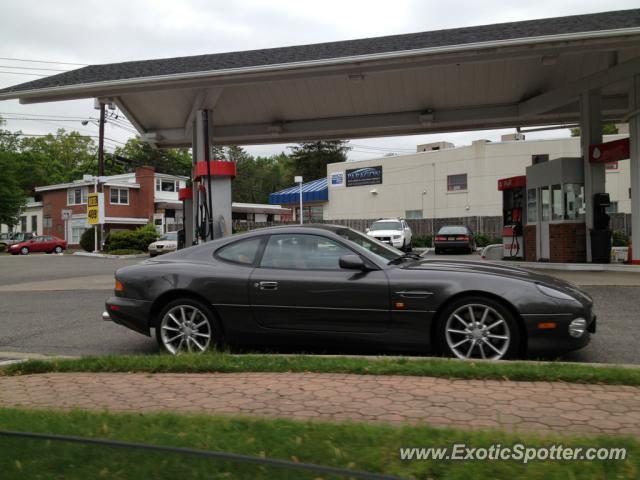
[365,228,370,233]
[339,254,366,270]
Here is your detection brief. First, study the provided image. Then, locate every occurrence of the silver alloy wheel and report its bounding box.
[160,304,212,355]
[20,247,29,255]
[444,303,511,360]
[54,246,63,254]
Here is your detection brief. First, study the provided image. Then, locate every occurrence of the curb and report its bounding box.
[73,252,149,260]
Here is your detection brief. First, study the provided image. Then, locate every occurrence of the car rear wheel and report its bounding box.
[54,246,63,254]
[156,299,219,355]
[438,296,520,360]
[20,247,29,255]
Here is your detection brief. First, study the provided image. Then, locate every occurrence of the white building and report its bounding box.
[325,134,631,220]
[0,198,43,236]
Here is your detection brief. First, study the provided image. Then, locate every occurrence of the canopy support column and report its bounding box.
[580,89,604,262]
[630,75,640,264]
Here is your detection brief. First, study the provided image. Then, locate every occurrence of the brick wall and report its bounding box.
[549,223,587,263]
[41,186,96,240]
[524,225,536,262]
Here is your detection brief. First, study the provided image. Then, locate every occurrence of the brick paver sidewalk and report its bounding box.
[1,372,639,437]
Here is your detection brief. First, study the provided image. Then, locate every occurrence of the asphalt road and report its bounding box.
[0,252,638,363]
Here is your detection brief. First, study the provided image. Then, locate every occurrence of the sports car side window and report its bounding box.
[216,237,263,265]
[260,234,351,270]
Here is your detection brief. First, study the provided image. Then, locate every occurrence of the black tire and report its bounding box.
[54,246,63,254]
[19,247,29,255]
[155,297,222,354]
[434,247,441,255]
[436,295,521,360]
[406,242,412,252]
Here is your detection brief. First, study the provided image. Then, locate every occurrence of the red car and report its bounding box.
[8,235,67,255]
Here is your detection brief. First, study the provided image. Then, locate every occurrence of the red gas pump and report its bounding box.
[498,176,527,259]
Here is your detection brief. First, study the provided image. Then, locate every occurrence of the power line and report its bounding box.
[0,65,69,72]
[0,56,87,66]
[0,131,126,145]
[0,71,46,77]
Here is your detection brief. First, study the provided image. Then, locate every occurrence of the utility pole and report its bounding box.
[295,176,303,224]
[98,102,106,180]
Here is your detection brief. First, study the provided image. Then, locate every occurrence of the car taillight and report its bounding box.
[456,236,469,241]
[435,236,446,241]
[115,279,124,292]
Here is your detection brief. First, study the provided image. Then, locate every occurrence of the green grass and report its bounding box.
[3,352,640,386]
[0,408,637,479]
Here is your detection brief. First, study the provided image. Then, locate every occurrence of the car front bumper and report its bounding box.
[369,236,404,247]
[523,311,596,355]
[105,296,153,336]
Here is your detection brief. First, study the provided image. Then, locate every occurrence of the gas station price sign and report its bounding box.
[87,193,104,225]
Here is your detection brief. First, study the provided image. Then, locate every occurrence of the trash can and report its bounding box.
[590,230,612,264]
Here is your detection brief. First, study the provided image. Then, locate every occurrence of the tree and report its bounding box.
[0,152,26,230]
[570,123,618,137]
[114,137,192,176]
[288,140,350,181]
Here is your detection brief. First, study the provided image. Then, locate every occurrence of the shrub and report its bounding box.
[105,224,159,252]
[612,230,629,247]
[80,227,102,252]
[412,235,432,248]
[0,244,6,253]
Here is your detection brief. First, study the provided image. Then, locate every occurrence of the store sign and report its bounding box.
[497,175,526,191]
[87,192,104,225]
[329,171,345,187]
[346,166,382,187]
[589,138,630,164]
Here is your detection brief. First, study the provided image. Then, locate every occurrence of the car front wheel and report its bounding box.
[438,296,520,360]
[20,247,29,255]
[156,298,219,354]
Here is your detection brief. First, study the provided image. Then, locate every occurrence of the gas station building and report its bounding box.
[0,9,639,263]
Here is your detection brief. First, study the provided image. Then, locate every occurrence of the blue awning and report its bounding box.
[268,178,328,205]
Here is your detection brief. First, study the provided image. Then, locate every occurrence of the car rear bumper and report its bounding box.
[434,241,472,250]
[105,296,153,336]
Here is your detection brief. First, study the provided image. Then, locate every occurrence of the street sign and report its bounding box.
[589,138,630,164]
[87,193,104,225]
[61,209,72,220]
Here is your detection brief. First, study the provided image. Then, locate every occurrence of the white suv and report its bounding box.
[366,218,413,251]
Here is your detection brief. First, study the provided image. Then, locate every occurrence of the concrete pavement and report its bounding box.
[1,371,639,437]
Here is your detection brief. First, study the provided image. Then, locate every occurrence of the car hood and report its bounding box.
[407,258,592,304]
[368,230,402,236]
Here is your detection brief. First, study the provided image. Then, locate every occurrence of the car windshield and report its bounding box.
[160,232,178,241]
[369,221,402,231]
[335,228,402,263]
[438,226,468,235]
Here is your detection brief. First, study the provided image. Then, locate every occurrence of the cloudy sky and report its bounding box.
[0,0,637,159]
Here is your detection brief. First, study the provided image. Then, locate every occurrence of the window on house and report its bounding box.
[71,227,86,244]
[110,188,129,205]
[20,216,27,232]
[67,187,88,205]
[405,210,422,219]
[31,216,38,233]
[156,179,177,192]
[447,174,467,192]
[43,217,52,229]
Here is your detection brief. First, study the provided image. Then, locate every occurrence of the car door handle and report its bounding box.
[256,281,279,290]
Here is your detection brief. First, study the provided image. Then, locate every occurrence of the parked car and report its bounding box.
[148,231,178,257]
[0,232,35,248]
[104,224,595,360]
[434,226,476,254]
[8,235,67,255]
[366,218,412,251]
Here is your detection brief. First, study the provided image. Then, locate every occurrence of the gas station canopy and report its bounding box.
[1,10,639,148]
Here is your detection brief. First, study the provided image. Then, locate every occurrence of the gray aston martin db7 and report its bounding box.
[104,225,596,360]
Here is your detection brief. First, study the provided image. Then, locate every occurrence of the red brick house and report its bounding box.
[35,167,187,246]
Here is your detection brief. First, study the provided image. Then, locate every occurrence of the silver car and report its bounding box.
[148,231,178,257]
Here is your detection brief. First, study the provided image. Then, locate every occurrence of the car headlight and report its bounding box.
[536,284,577,302]
[569,318,587,338]
[393,235,401,239]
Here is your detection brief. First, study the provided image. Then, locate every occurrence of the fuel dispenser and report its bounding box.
[590,192,612,263]
[498,175,527,259]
